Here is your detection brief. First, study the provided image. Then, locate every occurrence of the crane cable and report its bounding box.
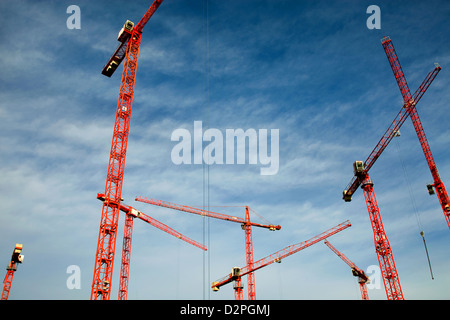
[394,133,434,280]
[420,231,434,280]
[249,207,274,226]
[202,0,211,300]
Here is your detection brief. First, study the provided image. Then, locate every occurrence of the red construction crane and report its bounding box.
[135,196,281,300]
[381,36,450,228]
[343,64,441,201]
[91,0,164,300]
[341,37,441,300]
[211,220,351,299]
[1,244,24,300]
[353,168,404,300]
[324,240,369,300]
[97,193,207,299]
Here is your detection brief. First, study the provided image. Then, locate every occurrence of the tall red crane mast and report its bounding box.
[324,240,369,300]
[1,244,24,300]
[353,166,404,300]
[135,196,281,300]
[97,193,207,299]
[91,0,164,300]
[381,36,450,228]
[211,220,351,299]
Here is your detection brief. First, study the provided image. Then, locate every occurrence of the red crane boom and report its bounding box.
[135,197,281,231]
[211,220,351,299]
[97,193,206,300]
[91,0,164,300]
[343,64,441,201]
[1,244,24,300]
[135,196,280,300]
[324,240,369,300]
[382,36,450,228]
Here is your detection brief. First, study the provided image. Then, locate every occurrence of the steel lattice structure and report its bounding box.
[211,220,351,299]
[136,196,280,300]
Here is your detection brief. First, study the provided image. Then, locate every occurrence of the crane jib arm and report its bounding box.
[135,0,164,33]
[342,65,441,201]
[135,196,281,231]
[212,220,351,290]
[97,193,207,251]
[101,0,164,77]
[324,240,369,282]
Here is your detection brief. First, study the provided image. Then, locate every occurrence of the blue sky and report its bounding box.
[1,0,450,300]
